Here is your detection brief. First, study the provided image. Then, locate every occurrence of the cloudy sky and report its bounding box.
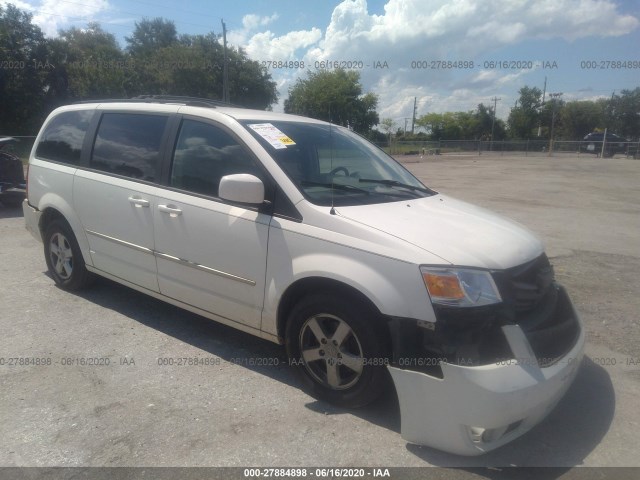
[5,0,639,123]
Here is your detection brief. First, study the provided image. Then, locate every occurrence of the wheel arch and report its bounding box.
[37,199,92,267]
[276,276,390,344]
[39,207,67,234]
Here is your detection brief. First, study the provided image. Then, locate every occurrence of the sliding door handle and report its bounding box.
[158,204,182,217]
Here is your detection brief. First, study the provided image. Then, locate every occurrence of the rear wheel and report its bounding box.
[44,220,94,290]
[286,292,390,408]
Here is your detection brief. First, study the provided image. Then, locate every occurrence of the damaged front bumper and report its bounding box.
[387,288,585,456]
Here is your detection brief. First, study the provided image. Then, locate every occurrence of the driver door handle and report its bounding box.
[128,196,150,208]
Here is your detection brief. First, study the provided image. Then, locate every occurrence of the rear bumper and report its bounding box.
[23,200,42,243]
[388,298,585,456]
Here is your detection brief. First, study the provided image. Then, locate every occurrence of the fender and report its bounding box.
[261,222,437,336]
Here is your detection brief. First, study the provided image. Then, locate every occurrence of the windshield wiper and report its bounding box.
[301,180,370,195]
[358,178,435,195]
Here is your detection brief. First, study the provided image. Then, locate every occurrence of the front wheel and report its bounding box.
[44,219,94,290]
[286,293,390,408]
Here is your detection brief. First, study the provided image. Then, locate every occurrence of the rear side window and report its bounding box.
[91,113,168,182]
[35,110,93,164]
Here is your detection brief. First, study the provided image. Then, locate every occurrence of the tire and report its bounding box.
[43,219,94,290]
[285,292,390,408]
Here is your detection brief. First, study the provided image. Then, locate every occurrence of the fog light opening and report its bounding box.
[469,420,523,444]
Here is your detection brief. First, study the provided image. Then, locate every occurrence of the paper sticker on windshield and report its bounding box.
[248,123,296,149]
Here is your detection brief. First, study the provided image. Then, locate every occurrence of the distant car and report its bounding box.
[581,132,628,157]
[0,137,26,208]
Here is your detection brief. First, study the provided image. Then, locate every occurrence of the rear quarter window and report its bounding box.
[35,110,93,164]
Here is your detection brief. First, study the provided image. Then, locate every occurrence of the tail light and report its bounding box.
[26,164,29,199]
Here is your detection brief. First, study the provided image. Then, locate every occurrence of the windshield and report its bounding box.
[241,120,435,206]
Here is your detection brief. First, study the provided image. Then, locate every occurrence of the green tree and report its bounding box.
[415,112,444,138]
[379,118,395,138]
[284,69,379,133]
[507,86,543,139]
[611,88,640,139]
[559,101,603,140]
[474,103,506,140]
[125,18,178,57]
[121,19,277,108]
[227,45,278,109]
[0,4,50,134]
[414,108,505,141]
[55,23,128,99]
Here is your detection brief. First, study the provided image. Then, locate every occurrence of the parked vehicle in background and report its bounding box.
[0,137,27,208]
[581,132,628,157]
[23,96,584,456]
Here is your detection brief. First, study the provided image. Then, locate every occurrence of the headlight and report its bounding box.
[420,266,502,308]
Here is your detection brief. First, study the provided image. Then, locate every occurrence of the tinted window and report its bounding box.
[170,119,259,197]
[91,113,168,182]
[36,110,93,164]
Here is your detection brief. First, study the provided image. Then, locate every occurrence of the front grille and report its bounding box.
[523,287,580,367]
[414,254,580,369]
[507,254,554,312]
[492,254,580,367]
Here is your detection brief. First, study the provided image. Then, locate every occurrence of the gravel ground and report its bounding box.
[0,153,639,478]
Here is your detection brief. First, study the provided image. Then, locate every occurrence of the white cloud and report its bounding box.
[308,0,638,68]
[228,12,321,63]
[228,12,280,46]
[242,13,279,30]
[291,0,638,121]
[2,0,111,37]
[244,28,323,61]
[1,0,34,11]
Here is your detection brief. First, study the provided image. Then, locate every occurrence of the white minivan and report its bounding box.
[23,96,584,455]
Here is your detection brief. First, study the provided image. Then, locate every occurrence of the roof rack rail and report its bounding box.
[74,95,245,109]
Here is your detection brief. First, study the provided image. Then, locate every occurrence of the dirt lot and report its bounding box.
[0,154,639,476]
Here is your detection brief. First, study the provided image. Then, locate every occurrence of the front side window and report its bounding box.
[35,110,93,164]
[170,119,260,197]
[91,113,168,182]
[241,120,435,206]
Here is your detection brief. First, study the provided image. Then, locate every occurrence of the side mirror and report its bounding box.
[219,174,265,205]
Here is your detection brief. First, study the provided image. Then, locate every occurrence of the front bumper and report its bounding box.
[23,199,43,243]
[388,298,585,456]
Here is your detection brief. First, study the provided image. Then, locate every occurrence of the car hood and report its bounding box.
[334,194,544,270]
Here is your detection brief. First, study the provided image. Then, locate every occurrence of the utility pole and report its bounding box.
[221,19,230,103]
[411,97,417,134]
[490,96,501,151]
[547,92,563,156]
[537,76,547,137]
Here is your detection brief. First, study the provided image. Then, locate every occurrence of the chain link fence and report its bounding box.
[377,139,640,159]
[5,135,640,163]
